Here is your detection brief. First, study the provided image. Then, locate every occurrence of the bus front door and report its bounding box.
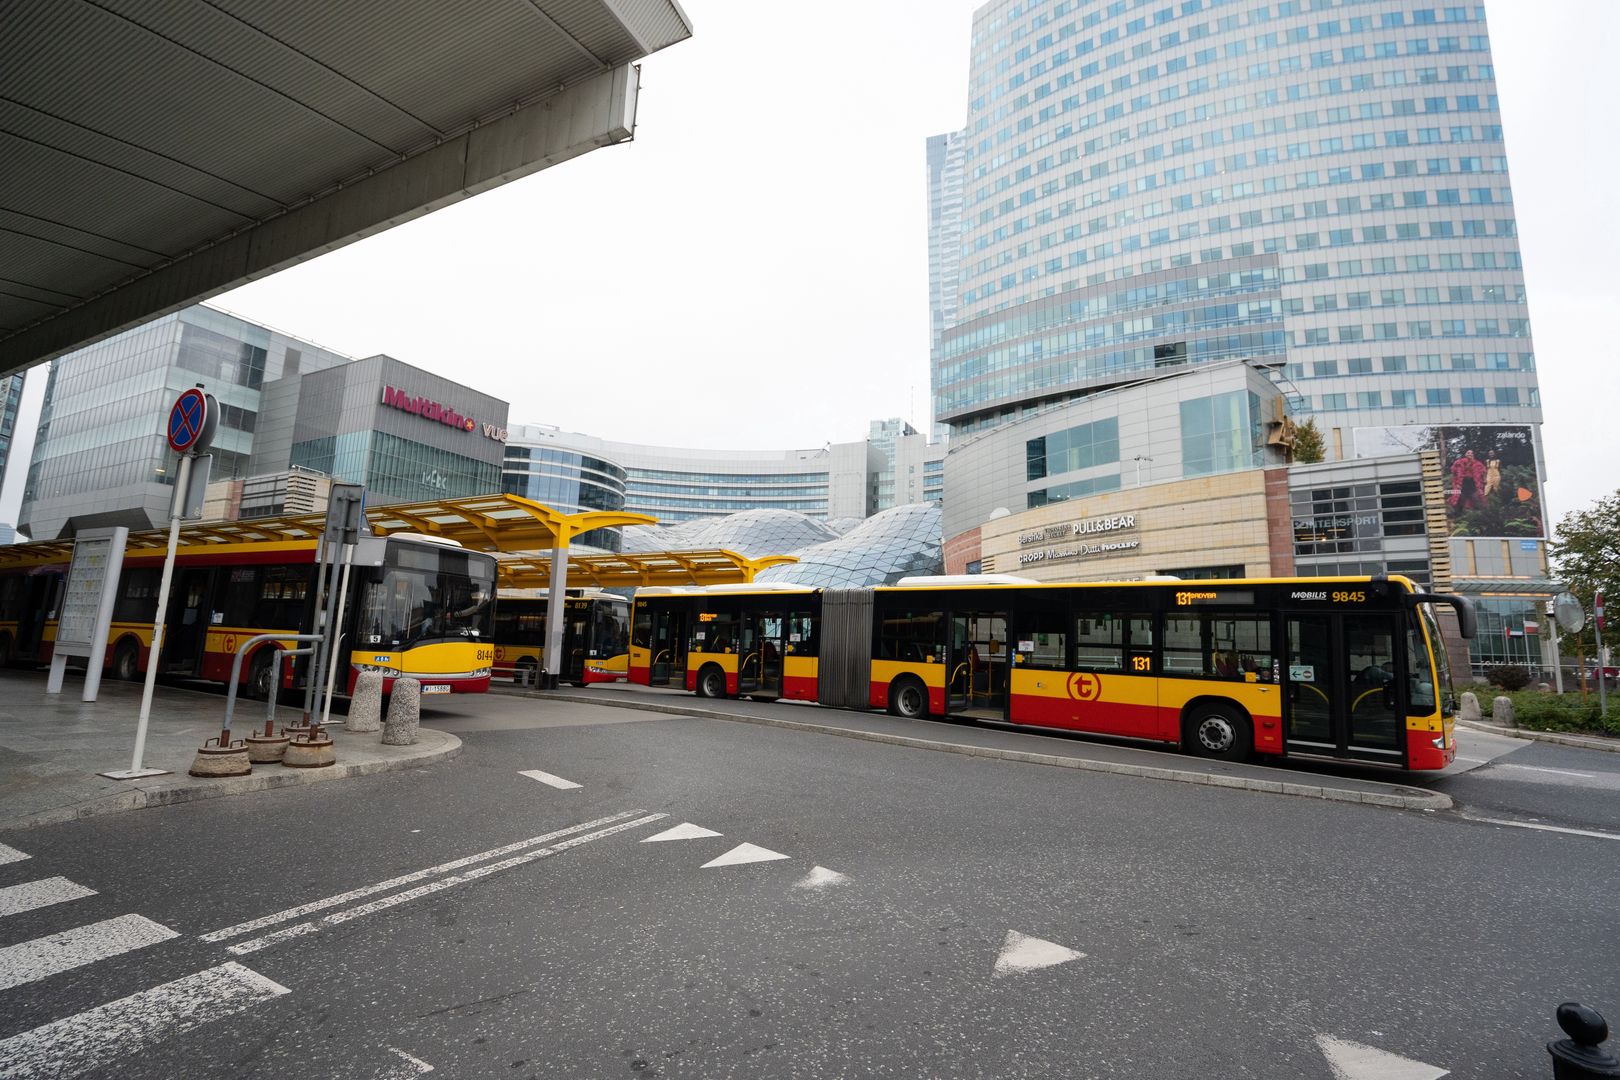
[1284,612,1404,765]
[163,569,214,676]
[563,607,590,684]
[650,609,686,687]
[948,613,1009,719]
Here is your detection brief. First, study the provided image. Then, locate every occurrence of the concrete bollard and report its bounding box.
[189,738,252,777]
[243,729,291,763]
[282,727,335,768]
[1546,1002,1619,1079]
[382,678,421,746]
[348,670,385,733]
[1493,695,1517,728]
[1458,691,1482,722]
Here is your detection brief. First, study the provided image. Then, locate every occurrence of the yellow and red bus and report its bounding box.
[630,574,1474,771]
[631,584,820,702]
[0,532,496,697]
[492,591,630,686]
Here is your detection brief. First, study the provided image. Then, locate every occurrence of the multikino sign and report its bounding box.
[381,386,476,432]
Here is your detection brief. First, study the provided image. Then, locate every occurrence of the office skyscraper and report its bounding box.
[931,0,1539,454]
[929,1,1554,673]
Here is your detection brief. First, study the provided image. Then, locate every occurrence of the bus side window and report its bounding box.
[1073,612,1125,672]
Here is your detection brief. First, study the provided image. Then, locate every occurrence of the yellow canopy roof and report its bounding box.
[0,494,656,566]
[498,549,797,590]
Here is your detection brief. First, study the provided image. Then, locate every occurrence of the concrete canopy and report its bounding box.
[0,0,693,375]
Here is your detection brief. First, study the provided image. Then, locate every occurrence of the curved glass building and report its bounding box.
[934,0,1539,443]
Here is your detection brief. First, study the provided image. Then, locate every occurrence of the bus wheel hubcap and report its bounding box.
[1198,716,1233,752]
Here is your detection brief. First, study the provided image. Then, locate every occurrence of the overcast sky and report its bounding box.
[5,0,1614,527]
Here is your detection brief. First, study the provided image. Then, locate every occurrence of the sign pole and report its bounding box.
[104,386,216,780]
[1596,592,1608,719]
[118,452,192,779]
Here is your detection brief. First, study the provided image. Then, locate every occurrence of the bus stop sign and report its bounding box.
[166,388,216,453]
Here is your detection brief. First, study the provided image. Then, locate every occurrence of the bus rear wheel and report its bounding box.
[888,678,928,720]
[112,639,140,682]
[1186,704,1252,763]
[244,651,274,701]
[695,665,727,700]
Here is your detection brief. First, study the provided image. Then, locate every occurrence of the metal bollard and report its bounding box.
[1548,1003,1620,1079]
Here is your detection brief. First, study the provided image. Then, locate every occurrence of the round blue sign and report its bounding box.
[167,388,209,452]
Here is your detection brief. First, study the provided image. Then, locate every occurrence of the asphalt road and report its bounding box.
[2,690,1616,1079]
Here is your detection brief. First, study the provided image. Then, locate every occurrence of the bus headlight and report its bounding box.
[471,667,491,678]
[357,663,402,677]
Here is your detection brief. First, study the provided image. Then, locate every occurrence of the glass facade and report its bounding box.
[753,504,945,588]
[290,431,501,505]
[622,467,832,522]
[502,443,628,552]
[19,307,348,540]
[931,0,1541,445]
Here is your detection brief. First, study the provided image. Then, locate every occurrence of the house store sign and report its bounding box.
[1017,514,1141,565]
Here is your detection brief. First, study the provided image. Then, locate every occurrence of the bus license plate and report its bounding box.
[422,684,451,695]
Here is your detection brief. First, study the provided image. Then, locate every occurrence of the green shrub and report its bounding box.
[1485,665,1532,691]
[1485,688,1620,738]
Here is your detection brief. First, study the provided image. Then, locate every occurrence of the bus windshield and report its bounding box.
[1409,604,1452,716]
[360,543,495,649]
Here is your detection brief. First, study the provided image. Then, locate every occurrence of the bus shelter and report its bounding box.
[0,494,798,689]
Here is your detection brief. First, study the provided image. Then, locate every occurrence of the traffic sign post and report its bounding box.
[1596,592,1607,720]
[107,388,218,781]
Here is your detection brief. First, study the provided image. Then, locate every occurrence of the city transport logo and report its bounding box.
[381,386,477,432]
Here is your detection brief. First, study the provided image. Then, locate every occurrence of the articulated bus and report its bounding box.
[0,532,497,697]
[491,591,630,686]
[630,575,1475,771]
[631,584,819,701]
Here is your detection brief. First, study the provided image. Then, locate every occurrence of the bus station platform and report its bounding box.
[508,682,1523,812]
[0,671,459,831]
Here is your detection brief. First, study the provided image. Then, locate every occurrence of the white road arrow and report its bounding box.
[793,866,848,889]
[641,823,722,843]
[701,843,789,868]
[992,930,1083,977]
[1316,1035,1449,1080]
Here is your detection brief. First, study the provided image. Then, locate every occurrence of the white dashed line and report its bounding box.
[200,811,640,943]
[1462,814,1620,842]
[1492,763,1597,779]
[0,962,288,1079]
[0,877,97,918]
[0,914,178,991]
[227,813,666,956]
[519,769,582,790]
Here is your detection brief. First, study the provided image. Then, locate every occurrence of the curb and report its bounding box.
[1455,718,1620,754]
[535,691,1451,811]
[1,729,462,831]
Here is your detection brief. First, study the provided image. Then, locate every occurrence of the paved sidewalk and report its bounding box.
[508,681,1458,811]
[0,670,459,831]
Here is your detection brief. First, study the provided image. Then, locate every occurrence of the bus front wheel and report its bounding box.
[1185,704,1252,763]
[695,665,727,700]
[888,678,928,720]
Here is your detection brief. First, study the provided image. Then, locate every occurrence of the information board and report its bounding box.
[55,527,128,656]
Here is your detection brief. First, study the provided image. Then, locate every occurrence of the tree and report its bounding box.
[1292,418,1326,464]
[1548,488,1620,666]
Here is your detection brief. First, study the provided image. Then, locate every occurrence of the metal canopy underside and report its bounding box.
[0,0,692,374]
[0,493,656,565]
[499,550,800,590]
